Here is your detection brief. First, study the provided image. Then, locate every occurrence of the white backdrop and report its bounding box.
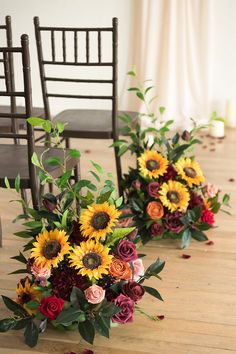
[1,0,236,126]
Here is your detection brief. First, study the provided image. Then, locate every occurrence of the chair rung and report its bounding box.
[44,77,113,84]
[46,93,113,100]
[0,133,27,139]
[0,113,27,118]
[43,60,113,66]
[39,26,113,32]
[0,91,25,97]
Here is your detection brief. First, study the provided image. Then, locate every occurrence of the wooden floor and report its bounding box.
[0,129,236,354]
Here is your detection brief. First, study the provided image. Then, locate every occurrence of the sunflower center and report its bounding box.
[19,293,32,304]
[184,167,197,178]
[82,252,102,270]
[167,191,181,204]
[146,159,160,171]
[91,212,110,230]
[43,240,61,259]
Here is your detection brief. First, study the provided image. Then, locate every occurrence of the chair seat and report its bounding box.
[54,109,138,139]
[0,106,44,132]
[0,144,79,189]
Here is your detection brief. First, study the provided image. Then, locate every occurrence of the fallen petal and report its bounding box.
[157,315,165,320]
[206,240,214,246]
[83,350,94,354]
[229,178,235,182]
[182,254,191,259]
[84,149,91,153]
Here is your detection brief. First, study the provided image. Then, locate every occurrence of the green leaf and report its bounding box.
[159,106,165,115]
[127,70,136,77]
[4,176,10,189]
[106,227,135,247]
[23,220,42,228]
[31,152,41,168]
[26,300,40,310]
[27,117,45,126]
[14,231,33,238]
[78,320,95,345]
[11,252,27,264]
[55,307,85,325]
[70,287,86,307]
[127,87,139,92]
[73,179,97,193]
[61,209,69,228]
[144,86,154,95]
[94,315,109,338]
[89,170,100,182]
[58,170,72,189]
[145,258,165,277]
[223,193,230,205]
[136,91,144,101]
[0,318,16,332]
[118,114,132,123]
[97,190,113,204]
[44,156,62,167]
[115,196,123,208]
[181,228,191,249]
[1,296,28,317]
[100,300,120,317]
[143,286,163,301]
[172,132,180,145]
[9,269,29,275]
[118,145,128,157]
[24,320,39,348]
[42,120,52,133]
[211,202,221,214]
[69,149,81,158]
[56,121,65,133]
[191,230,208,242]
[91,160,104,174]
[14,174,20,193]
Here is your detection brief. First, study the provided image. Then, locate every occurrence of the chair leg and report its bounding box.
[74,162,80,184]
[0,215,2,247]
[114,146,123,197]
[65,138,70,149]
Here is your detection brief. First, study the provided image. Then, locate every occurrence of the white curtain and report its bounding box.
[121,0,212,129]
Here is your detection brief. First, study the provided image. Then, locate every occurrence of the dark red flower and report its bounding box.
[181,130,191,141]
[151,223,164,237]
[162,164,177,181]
[68,221,86,245]
[164,212,184,234]
[126,228,138,241]
[122,281,145,302]
[132,179,141,190]
[51,266,88,300]
[201,209,215,225]
[182,254,191,259]
[117,240,138,262]
[105,288,119,302]
[39,295,64,320]
[146,182,160,198]
[157,315,165,320]
[188,190,205,210]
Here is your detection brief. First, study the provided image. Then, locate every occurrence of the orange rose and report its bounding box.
[146,201,164,220]
[109,258,132,280]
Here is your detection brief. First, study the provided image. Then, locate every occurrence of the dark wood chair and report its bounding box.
[34,16,136,196]
[0,15,44,134]
[0,34,79,246]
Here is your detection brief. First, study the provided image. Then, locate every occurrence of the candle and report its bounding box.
[209,120,224,138]
[225,100,236,127]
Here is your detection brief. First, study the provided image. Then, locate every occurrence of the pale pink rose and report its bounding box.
[206,183,218,198]
[31,263,51,281]
[84,284,105,304]
[131,259,145,281]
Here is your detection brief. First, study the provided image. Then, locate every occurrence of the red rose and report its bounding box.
[122,281,145,302]
[201,209,215,225]
[39,295,64,320]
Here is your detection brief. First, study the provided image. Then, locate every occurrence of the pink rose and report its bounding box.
[131,258,145,281]
[147,182,160,198]
[206,183,218,198]
[31,263,51,286]
[84,285,105,304]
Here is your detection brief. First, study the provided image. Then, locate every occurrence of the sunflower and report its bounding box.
[69,240,113,280]
[159,180,190,212]
[138,150,169,179]
[175,157,205,187]
[31,229,71,269]
[16,277,41,316]
[80,202,121,240]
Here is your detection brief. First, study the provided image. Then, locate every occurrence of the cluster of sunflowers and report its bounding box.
[0,119,164,347]
[122,147,229,247]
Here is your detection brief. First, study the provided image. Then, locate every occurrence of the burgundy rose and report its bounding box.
[105,288,119,302]
[117,240,138,262]
[147,182,160,198]
[151,223,164,237]
[132,179,141,190]
[181,130,191,141]
[39,295,64,320]
[126,228,138,242]
[162,164,177,181]
[112,294,135,324]
[122,281,145,302]
[188,190,205,210]
[164,212,184,234]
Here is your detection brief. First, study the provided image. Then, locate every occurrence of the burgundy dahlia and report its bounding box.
[122,281,145,302]
[188,190,205,210]
[51,266,89,300]
[162,164,177,181]
[151,223,164,237]
[164,212,184,234]
[68,221,86,245]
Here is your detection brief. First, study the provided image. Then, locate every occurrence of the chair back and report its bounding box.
[0,34,39,207]
[34,17,118,139]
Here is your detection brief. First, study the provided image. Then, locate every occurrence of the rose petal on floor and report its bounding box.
[84,149,91,153]
[206,240,214,246]
[229,178,235,182]
[157,315,165,320]
[182,254,191,259]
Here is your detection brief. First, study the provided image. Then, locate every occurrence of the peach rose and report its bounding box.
[206,183,218,198]
[84,284,105,304]
[131,259,145,281]
[109,258,132,280]
[31,263,51,287]
[146,201,164,220]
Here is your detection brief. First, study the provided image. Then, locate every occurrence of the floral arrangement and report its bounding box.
[115,70,230,247]
[0,119,164,347]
